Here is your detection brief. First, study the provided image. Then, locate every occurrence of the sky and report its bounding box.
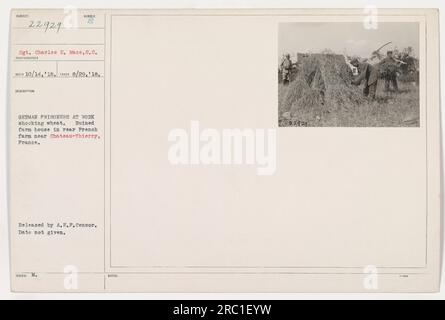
[278,22,419,61]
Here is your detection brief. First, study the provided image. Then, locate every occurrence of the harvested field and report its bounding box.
[278,53,419,127]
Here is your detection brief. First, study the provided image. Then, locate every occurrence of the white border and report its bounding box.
[0,0,443,300]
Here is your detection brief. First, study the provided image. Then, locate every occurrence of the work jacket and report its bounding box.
[353,62,379,87]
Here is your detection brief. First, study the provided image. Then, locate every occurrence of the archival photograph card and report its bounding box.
[8,8,441,292]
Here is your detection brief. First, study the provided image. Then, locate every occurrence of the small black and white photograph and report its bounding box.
[278,22,420,127]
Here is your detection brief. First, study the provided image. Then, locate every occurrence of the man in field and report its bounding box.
[350,58,379,99]
[280,54,292,85]
[379,50,400,92]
